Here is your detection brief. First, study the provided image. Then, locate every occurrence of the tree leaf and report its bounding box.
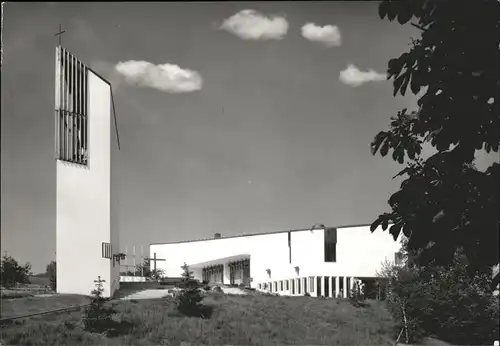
[402,223,412,237]
[370,217,383,232]
[400,71,411,96]
[382,219,389,231]
[393,73,406,97]
[378,1,389,19]
[389,224,403,241]
[392,167,410,179]
[371,132,388,155]
[410,73,421,95]
[397,3,413,24]
[386,2,398,21]
[380,136,391,157]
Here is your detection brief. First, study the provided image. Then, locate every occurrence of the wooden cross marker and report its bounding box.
[54,24,66,46]
[144,252,166,271]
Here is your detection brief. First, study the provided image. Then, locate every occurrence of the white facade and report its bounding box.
[150,224,402,297]
[55,46,120,298]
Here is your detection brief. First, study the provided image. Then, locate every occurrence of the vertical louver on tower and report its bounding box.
[55,46,88,165]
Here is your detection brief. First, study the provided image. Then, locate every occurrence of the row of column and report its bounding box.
[260,275,356,298]
[317,276,356,298]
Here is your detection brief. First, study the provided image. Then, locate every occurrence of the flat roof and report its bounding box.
[149,222,376,246]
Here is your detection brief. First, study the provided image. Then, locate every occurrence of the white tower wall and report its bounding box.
[55,47,119,298]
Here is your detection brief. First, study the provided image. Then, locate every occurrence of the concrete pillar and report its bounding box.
[350,276,355,297]
[321,276,325,297]
[329,276,334,298]
[223,263,230,285]
[335,276,340,298]
[343,276,348,298]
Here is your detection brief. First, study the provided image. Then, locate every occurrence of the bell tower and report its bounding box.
[55,45,120,298]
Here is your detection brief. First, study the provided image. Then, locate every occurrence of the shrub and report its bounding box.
[83,276,116,333]
[150,268,165,282]
[176,263,205,317]
[349,281,366,307]
[379,258,500,345]
[212,285,223,293]
[1,254,32,289]
[419,263,499,345]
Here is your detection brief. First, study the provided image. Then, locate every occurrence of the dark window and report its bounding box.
[346,277,351,296]
[316,277,322,296]
[288,231,292,263]
[309,276,315,293]
[297,278,301,294]
[339,276,344,296]
[291,279,295,294]
[325,276,330,297]
[56,47,88,166]
[332,276,337,295]
[280,280,283,291]
[102,242,112,259]
[285,280,289,290]
[324,228,337,262]
[302,278,307,293]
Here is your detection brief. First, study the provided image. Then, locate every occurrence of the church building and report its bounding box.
[55,45,121,298]
[150,224,402,298]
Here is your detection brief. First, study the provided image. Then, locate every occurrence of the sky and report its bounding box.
[1,2,496,274]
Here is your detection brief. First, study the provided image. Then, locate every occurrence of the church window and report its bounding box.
[55,47,88,166]
[102,242,112,259]
[324,228,337,262]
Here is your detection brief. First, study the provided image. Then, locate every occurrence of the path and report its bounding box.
[119,289,173,300]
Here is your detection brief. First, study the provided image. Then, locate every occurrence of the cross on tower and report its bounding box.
[144,252,166,271]
[54,24,66,46]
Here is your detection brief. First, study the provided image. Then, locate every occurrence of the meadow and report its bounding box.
[0,293,397,345]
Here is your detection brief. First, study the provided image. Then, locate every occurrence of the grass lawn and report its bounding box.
[0,293,396,345]
[0,294,90,320]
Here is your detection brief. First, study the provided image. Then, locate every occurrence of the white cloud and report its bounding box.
[301,23,341,47]
[339,64,387,87]
[220,9,289,41]
[114,60,202,93]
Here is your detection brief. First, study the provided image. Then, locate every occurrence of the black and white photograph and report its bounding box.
[1,1,499,345]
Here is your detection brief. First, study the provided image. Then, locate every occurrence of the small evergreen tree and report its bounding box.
[176,262,204,317]
[83,276,116,332]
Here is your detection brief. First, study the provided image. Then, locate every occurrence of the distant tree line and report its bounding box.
[0,253,32,289]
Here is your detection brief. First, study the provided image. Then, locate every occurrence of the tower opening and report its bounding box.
[55,46,88,165]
